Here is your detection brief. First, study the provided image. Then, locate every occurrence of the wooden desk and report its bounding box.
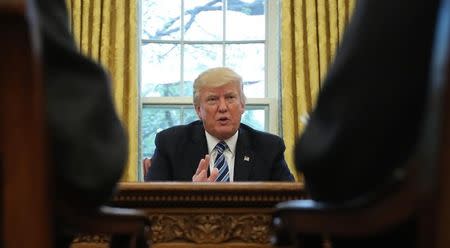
[72,182,306,248]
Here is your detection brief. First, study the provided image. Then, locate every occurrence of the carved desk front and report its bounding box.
[72,182,306,248]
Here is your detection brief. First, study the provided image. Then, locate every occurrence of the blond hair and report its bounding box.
[193,67,246,107]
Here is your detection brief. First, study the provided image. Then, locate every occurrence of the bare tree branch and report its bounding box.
[146,0,264,40]
[228,0,264,15]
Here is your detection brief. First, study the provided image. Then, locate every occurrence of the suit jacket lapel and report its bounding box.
[186,122,209,176]
[234,127,253,181]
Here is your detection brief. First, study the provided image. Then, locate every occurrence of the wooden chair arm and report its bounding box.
[62,206,151,248]
[66,206,150,234]
[273,192,416,237]
[272,164,426,247]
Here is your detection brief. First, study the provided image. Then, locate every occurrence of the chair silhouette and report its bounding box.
[0,1,150,248]
[272,0,450,247]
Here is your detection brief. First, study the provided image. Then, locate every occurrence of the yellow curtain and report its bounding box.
[66,0,138,181]
[281,0,356,181]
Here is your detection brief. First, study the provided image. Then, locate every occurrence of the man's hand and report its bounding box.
[192,155,219,182]
[142,158,152,177]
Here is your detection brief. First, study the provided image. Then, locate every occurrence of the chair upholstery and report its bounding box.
[272,0,450,247]
[0,1,151,248]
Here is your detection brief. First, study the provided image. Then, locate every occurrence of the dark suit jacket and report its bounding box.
[37,0,127,235]
[295,0,439,203]
[38,0,126,207]
[146,120,294,181]
[295,0,439,247]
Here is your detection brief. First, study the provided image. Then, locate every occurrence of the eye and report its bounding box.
[206,96,218,104]
[226,95,237,102]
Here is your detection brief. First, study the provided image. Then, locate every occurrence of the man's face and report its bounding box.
[195,82,245,140]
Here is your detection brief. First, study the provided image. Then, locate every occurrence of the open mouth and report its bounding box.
[217,117,229,124]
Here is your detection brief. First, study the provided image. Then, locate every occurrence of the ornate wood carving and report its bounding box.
[72,234,109,244]
[72,183,307,247]
[72,234,110,243]
[150,214,271,244]
[71,235,108,248]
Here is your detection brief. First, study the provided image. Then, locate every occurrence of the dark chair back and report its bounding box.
[1,1,151,247]
[0,1,51,248]
[272,0,450,247]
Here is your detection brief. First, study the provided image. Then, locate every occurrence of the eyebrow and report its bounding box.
[224,92,238,96]
[203,90,239,98]
[205,93,219,98]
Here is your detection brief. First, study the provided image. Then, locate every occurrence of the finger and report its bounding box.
[195,155,209,174]
[193,169,207,182]
[192,167,201,181]
[208,168,219,182]
[204,154,210,166]
[201,155,210,173]
[194,159,205,175]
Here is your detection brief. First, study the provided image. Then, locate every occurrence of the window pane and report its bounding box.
[183,44,223,96]
[225,43,265,97]
[141,105,266,157]
[141,43,181,97]
[181,107,198,124]
[141,0,181,40]
[226,0,265,41]
[242,107,266,131]
[142,105,197,157]
[184,0,223,41]
[141,107,180,158]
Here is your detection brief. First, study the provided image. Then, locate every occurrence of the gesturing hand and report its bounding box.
[192,155,219,182]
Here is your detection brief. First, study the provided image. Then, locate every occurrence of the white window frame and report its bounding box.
[139,0,281,135]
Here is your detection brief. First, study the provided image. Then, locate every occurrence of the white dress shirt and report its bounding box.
[205,130,238,182]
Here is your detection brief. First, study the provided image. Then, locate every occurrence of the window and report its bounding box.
[139,0,280,164]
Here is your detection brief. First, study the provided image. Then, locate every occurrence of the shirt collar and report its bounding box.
[205,130,239,155]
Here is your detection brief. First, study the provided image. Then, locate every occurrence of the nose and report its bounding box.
[218,97,228,112]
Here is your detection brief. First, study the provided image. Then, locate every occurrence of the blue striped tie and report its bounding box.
[214,141,230,182]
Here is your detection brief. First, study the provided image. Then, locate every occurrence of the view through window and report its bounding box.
[140,0,280,162]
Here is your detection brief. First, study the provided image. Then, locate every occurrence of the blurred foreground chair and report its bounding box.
[272,0,450,248]
[0,1,150,248]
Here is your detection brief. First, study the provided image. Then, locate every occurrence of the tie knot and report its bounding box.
[215,141,227,153]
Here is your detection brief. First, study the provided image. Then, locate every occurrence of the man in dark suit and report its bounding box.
[146,67,294,182]
[37,0,127,246]
[295,0,439,247]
